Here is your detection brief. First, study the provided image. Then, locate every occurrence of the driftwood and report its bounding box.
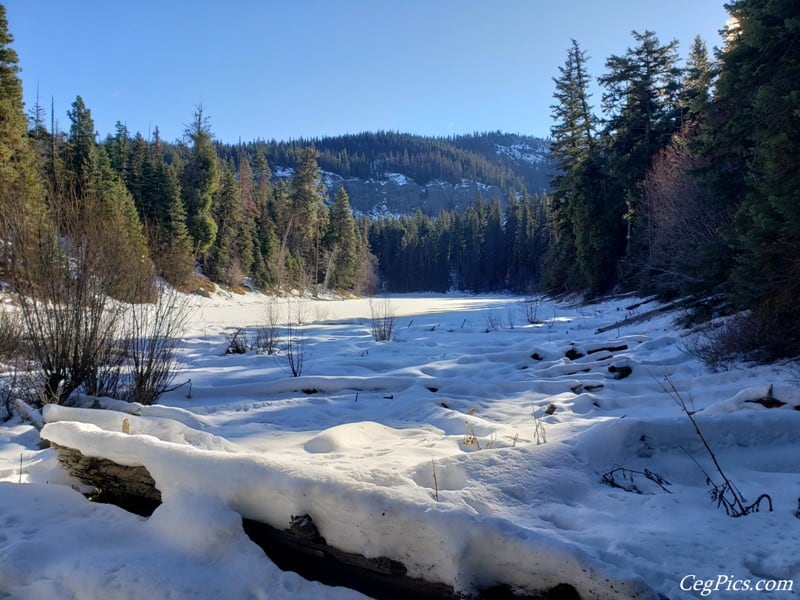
[51,442,161,503]
[50,442,581,600]
[595,302,678,334]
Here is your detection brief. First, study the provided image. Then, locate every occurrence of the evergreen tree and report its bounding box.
[680,36,714,122]
[542,39,601,293]
[251,155,279,288]
[181,106,219,256]
[289,146,327,286]
[483,198,505,290]
[106,121,130,179]
[324,186,359,290]
[235,153,256,280]
[66,96,98,195]
[0,3,48,270]
[704,0,800,357]
[61,96,154,300]
[207,163,247,286]
[599,30,683,284]
[147,159,194,286]
[457,197,487,291]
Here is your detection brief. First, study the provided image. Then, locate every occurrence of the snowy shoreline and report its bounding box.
[2,291,799,599]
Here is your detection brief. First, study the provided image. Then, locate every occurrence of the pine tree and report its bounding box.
[599,30,683,286]
[106,121,130,179]
[208,163,247,286]
[705,0,800,357]
[147,159,194,286]
[61,96,154,300]
[324,185,359,290]
[181,106,219,257]
[289,146,327,286]
[0,3,47,271]
[543,39,603,293]
[680,36,714,122]
[66,96,98,196]
[251,154,279,288]
[483,198,505,290]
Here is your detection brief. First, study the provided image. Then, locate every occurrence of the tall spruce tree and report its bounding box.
[66,96,98,196]
[181,106,219,257]
[543,39,603,293]
[63,97,154,300]
[289,146,327,286]
[251,154,279,288]
[0,3,47,270]
[680,36,714,122]
[599,30,683,285]
[208,163,247,286]
[146,157,194,286]
[324,185,359,290]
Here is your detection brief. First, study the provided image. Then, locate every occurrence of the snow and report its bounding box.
[2,291,800,599]
[383,172,410,186]
[495,142,549,165]
[272,166,295,178]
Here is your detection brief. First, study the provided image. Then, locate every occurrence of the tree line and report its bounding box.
[542,0,799,359]
[368,194,547,293]
[1,0,797,362]
[216,130,549,194]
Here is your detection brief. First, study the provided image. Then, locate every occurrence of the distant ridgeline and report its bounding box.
[216,131,553,216]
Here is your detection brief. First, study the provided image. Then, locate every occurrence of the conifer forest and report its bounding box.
[1,0,798,359]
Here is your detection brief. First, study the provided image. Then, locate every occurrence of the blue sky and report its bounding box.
[6,0,729,144]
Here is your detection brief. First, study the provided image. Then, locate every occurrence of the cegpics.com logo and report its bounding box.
[680,574,794,597]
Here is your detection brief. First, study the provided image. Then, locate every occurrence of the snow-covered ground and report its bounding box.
[1,291,799,599]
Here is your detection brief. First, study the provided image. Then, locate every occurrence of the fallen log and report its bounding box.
[51,442,161,503]
[595,302,678,334]
[49,442,581,600]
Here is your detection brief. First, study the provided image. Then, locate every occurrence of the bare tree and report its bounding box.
[120,285,190,405]
[252,297,280,355]
[282,300,307,377]
[639,126,732,293]
[369,294,395,342]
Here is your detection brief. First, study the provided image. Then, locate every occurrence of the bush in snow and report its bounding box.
[118,285,190,405]
[369,295,395,342]
[280,300,307,377]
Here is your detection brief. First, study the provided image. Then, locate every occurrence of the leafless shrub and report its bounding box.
[224,328,249,355]
[12,231,128,403]
[1,365,45,422]
[505,308,517,329]
[663,374,772,517]
[282,301,307,377]
[0,369,19,422]
[252,298,280,355]
[638,126,733,295]
[369,295,395,342]
[682,312,779,371]
[484,311,501,333]
[521,296,542,324]
[5,189,155,404]
[0,308,24,359]
[119,285,190,405]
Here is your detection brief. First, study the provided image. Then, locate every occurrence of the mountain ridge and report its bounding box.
[217,131,553,216]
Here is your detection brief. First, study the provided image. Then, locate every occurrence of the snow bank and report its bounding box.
[41,412,656,598]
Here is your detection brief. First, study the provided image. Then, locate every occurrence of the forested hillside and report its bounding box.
[0,0,797,360]
[213,132,552,217]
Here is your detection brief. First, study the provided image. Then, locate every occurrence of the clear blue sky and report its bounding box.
[5,0,729,144]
